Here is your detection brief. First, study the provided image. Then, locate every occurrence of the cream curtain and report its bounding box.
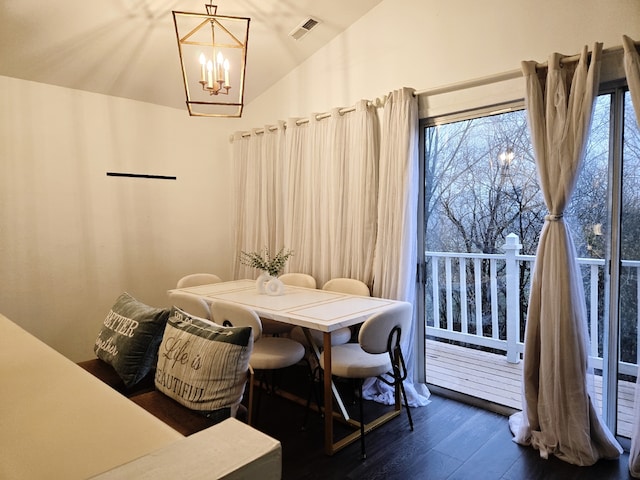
[509,44,623,466]
[231,91,430,407]
[623,34,640,478]
[287,103,379,286]
[283,117,313,276]
[232,101,378,287]
[232,122,287,279]
[373,88,418,302]
[364,88,431,407]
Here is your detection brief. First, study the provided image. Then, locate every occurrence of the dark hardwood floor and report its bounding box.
[247,365,632,480]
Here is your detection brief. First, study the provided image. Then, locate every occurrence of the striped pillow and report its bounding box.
[155,307,253,418]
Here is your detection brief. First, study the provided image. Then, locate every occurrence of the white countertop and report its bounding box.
[0,313,183,480]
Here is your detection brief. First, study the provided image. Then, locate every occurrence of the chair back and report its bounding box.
[210,301,263,341]
[176,273,223,288]
[358,302,412,355]
[278,273,317,289]
[322,278,370,296]
[168,291,211,320]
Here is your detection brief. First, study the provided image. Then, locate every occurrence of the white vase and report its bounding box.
[256,272,272,294]
[265,277,285,296]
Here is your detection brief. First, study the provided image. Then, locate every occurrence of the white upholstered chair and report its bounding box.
[322,277,370,297]
[320,278,370,344]
[176,273,223,288]
[278,272,317,289]
[292,277,369,425]
[260,273,318,336]
[167,291,211,320]
[320,301,414,459]
[210,300,305,425]
[294,277,371,347]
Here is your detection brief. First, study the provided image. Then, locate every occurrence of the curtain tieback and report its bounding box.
[544,213,564,222]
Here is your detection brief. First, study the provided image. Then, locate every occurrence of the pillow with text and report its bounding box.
[94,292,170,387]
[155,307,253,418]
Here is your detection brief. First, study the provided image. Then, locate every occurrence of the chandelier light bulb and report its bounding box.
[224,58,230,86]
[216,52,224,82]
[207,60,214,88]
[199,53,207,82]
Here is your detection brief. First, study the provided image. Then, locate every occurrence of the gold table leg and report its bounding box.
[323,331,333,455]
[322,331,404,455]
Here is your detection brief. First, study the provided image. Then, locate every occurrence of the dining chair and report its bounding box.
[167,291,211,320]
[319,301,414,459]
[176,273,223,288]
[321,277,370,343]
[293,277,370,348]
[322,277,370,297]
[261,273,317,336]
[278,273,317,289]
[292,277,370,425]
[210,300,305,425]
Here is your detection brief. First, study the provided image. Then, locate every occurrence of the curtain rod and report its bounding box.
[413,42,629,98]
[233,97,385,139]
[233,39,635,141]
[413,69,522,97]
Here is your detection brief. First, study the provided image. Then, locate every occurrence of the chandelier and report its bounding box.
[172,5,250,117]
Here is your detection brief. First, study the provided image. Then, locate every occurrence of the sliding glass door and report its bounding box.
[603,87,640,440]
[419,84,640,441]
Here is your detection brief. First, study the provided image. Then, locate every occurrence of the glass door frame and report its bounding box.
[603,82,630,443]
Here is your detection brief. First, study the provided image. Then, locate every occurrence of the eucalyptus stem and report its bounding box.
[239,247,293,276]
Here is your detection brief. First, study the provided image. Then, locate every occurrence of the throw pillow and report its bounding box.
[94,292,170,388]
[155,307,253,418]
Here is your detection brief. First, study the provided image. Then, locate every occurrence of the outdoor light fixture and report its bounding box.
[172,4,250,117]
[499,148,515,167]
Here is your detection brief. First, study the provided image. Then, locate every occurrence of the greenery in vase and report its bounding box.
[239,247,293,277]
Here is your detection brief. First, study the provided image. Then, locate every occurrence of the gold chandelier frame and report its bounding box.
[172,5,250,117]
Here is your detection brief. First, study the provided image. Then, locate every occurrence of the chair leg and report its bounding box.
[358,379,366,460]
[302,359,323,429]
[247,368,267,426]
[392,348,414,432]
[397,374,413,431]
[254,370,268,423]
[247,369,255,426]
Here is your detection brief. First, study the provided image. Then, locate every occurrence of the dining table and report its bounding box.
[169,278,405,455]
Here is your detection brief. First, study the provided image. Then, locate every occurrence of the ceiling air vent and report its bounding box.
[289,17,320,41]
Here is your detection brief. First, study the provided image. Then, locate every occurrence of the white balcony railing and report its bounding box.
[425,233,640,377]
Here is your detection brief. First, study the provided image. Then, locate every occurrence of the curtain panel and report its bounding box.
[232,122,287,280]
[509,43,623,466]
[232,102,379,287]
[287,104,379,286]
[230,91,430,407]
[364,88,430,407]
[623,34,640,478]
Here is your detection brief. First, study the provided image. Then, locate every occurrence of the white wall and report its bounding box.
[0,76,235,361]
[240,0,640,127]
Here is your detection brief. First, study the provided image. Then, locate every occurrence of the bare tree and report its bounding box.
[422,89,640,363]
[425,111,544,256]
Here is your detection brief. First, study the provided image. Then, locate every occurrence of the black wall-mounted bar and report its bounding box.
[106,172,177,180]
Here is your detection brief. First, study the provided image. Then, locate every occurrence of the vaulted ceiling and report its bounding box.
[0,0,383,111]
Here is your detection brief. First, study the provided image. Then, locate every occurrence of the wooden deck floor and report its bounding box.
[425,338,636,438]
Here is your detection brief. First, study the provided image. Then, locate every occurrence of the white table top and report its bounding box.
[171,279,397,333]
